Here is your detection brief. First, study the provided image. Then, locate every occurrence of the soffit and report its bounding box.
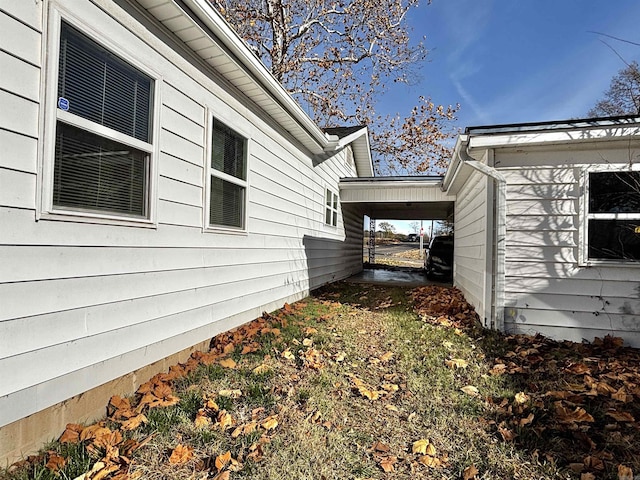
[135,0,328,155]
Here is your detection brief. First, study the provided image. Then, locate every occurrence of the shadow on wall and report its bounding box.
[301,233,364,292]
[498,156,640,348]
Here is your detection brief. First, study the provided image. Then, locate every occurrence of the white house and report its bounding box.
[3,0,640,465]
[0,0,373,462]
[444,117,640,348]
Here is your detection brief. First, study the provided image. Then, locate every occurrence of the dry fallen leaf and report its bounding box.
[216,411,235,430]
[195,411,211,428]
[219,389,242,399]
[584,455,605,471]
[445,358,468,369]
[379,351,394,362]
[241,343,260,354]
[514,392,529,404]
[372,441,390,453]
[519,413,535,426]
[461,385,480,397]
[498,425,517,441]
[463,464,479,479]
[252,364,271,375]
[606,410,635,422]
[59,424,83,444]
[618,464,634,480]
[261,416,278,431]
[215,451,231,471]
[219,358,237,369]
[169,444,194,465]
[412,439,429,455]
[418,454,440,468]
[554,402,594,424]
[120,413,147,431]
[378,455,397,473]
[281,349,295,360]
[45,452,66,472]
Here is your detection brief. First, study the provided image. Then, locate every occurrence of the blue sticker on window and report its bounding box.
[58,97,70,111]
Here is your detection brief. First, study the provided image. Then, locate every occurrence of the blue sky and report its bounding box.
[379,0,640,129]
[378,0,640,234]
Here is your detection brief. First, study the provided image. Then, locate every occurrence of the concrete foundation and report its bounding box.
[0,340,209,467]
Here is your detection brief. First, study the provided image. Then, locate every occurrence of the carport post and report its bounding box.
[368,218,376,263]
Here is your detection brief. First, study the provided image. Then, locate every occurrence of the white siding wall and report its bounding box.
[497,146,640,347]
[452,168,491,324]
[0,0,362,429]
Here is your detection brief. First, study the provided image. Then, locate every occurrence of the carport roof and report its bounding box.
[339,176,455,220]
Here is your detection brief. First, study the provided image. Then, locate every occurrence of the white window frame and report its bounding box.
[38,6,161,227]
[204,110,250,234]
[325,187,339,227]
[579,164,640,266]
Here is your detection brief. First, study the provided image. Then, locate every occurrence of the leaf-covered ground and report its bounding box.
[3,283,640,480]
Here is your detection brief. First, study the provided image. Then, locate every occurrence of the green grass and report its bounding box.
[4,281,638,480]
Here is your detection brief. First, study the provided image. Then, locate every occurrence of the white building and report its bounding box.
[445,118,640,347]
[0,0,372,462]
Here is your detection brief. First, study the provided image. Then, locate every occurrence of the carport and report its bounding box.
[338,176,456,284]
[339,175,455,258]
[339,176,455,221]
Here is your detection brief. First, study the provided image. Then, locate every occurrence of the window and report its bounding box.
[325,188,338,227]
[48,21,155,219]
[586,170,640,261]
[208,118,247,229]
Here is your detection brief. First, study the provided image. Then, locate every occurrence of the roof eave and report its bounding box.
[171,0,332,153]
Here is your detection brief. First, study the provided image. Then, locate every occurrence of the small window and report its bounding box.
[50,21,154,218]
[586,171,640,261]
[208,118,247,229]
[325,188,338,227]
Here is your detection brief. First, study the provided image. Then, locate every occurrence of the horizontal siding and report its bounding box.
[0,0,364,433]
[0,10,41,65]
[453,170,488,318]
[0,50,40,102]
[0,2,42,30]
[0,168,36,210]
[0,89,39,138]
[0,286,308,427]
[505,261,640,282]
[498,148,640,348]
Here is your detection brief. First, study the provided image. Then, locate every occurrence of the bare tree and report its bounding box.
[211,0,458,174]
[409,221,420,234]
[378,221,395,238]
[589,61,640,117]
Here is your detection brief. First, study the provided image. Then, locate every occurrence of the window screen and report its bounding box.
[52,22,153,218]
[209,119,247,229]
[588,171,640,261]
[58,22,153,143]
[325,189,338,227]
[54,123,147,216]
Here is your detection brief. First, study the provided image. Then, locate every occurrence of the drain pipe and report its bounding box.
[455,137,507,331]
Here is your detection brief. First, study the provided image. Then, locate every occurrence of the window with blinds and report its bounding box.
[52,21,154,218]
[209,119,247,229]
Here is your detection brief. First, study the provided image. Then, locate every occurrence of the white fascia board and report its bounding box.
[335,127,368,149]
[468,125,640,149]
[442,135,467,192]
[340,179,443,189]
[179,0,330,151]
[351,130,374,177]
